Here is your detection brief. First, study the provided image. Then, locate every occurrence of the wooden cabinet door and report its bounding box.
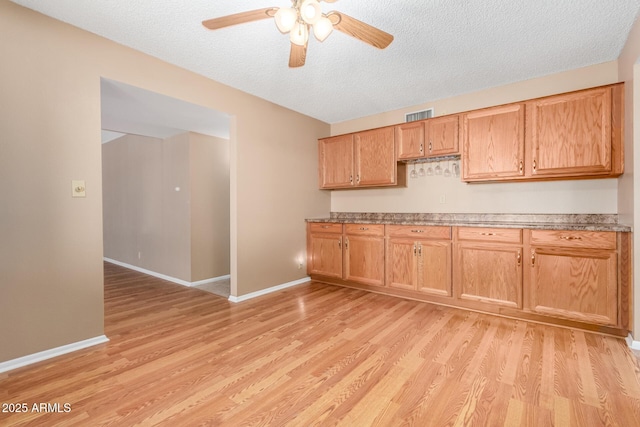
[426,115,459,157]
[355,127,397,186]
[528,87,612,177]
[396,122,425,160]
[462,104,525,181]
[455,243,522,308]
[417,241,452,296]
[318,135,354,189]
[386,238,417,290]
[529,247,617,325]
[344,235,385,286]
[308,233,343,278]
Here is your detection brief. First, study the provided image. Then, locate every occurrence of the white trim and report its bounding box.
[626,333,640,350]
[228,277,311,303]
[191,275,231,287]
[104,258,229,287]
[0,335,109,374]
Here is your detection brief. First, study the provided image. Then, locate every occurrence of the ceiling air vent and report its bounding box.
[405,108,434,122]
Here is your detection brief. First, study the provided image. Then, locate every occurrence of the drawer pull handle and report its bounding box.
[338,239,341,248]
[561,236,582,240]
[531,250,536,266]
[413,243,417,256]
[517,250,521,266]
[345,238,349,250]
[519,160,523,173]
[480,232,495,236]
[418,244,422,256]
[321,225,331,229]
[411,229,425,233]
[359,227,369,231]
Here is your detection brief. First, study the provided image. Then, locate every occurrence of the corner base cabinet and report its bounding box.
[308,222,630,336]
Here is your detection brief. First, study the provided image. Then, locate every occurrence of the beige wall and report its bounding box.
[617,13,640,337]
[190,132,230,282]
[103,132,229,282]
[331,62,620,215]
[0,1,330,363]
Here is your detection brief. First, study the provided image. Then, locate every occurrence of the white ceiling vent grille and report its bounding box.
[405,108,434,122]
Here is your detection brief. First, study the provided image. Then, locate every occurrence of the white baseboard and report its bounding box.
[0,335,109,374]
[626,334,640,350]
[104,258,229,287]
[228,277,311,303]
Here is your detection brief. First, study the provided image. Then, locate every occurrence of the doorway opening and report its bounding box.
[100,78,231,297]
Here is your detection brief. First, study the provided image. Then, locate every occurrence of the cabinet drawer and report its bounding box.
[345,224,384,236]
[386,225,451,239]
[309,222,343,234]
[529,230,616,250]
[456,227,522,244]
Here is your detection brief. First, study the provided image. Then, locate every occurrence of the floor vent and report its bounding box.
[405,108,434,122]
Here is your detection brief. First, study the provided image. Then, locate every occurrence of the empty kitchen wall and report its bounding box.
[330,62,620,215]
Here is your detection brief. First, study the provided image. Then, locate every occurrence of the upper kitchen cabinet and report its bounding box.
[462,103,525,181]
[355,127,398,186]
[395,121,425,160]
[318,134,354,189]
[319,126,403,189]
[395,114,460,161]
[526,84,623,179]
[425,114,460,157]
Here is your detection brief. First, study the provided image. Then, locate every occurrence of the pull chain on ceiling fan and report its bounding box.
[202,0,393,68]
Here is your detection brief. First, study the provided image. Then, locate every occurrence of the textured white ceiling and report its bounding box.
[11,0,640,124]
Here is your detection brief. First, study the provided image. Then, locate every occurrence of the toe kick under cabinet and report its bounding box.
[307,222,631,336]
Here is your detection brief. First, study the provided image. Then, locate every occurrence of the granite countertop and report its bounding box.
[306,213,632,232]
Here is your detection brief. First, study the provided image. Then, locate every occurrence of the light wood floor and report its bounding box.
[2,262,640,426]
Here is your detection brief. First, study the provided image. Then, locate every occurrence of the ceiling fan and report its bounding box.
[202,0,394,68]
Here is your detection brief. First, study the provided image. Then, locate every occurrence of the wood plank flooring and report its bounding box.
[2,262,640,426]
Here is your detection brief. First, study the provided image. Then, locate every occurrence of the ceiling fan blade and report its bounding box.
[289,42,307,68]
[327,11,393,49]
[202,8,277,30]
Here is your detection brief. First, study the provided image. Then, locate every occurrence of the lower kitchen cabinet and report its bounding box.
[528,230,618,326]
[454,227,523,308]
[386,225,452,296]
[307,222,630,335]
[344,224,385,287]
[307,223,343,278]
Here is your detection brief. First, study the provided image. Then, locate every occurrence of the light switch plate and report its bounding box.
[72,180,86,198]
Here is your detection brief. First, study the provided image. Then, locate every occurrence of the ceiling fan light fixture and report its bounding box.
[274,7,297,33]
[290,21,309,46]
[300,0,322,25]
[313,16,333,42]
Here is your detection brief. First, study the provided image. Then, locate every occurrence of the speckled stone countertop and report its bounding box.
[306,213,632,232]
